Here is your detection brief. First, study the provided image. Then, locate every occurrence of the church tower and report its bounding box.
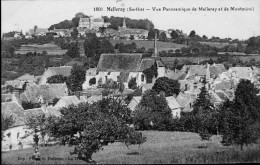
[152,32,158,58]
[122,17,126,28]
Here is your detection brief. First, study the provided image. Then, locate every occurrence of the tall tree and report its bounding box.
[220,79,260,150]
[189,30,196,38]
[66,64,86,92]
[133,90,173,130]
[158,32,167,42]
[170,30,179,39]
[66,42,80,58]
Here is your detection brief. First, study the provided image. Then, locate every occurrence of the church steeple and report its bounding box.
[122,17,126,28]
[152,32,158,58]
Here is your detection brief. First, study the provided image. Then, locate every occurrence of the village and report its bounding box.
[2,1,260,163]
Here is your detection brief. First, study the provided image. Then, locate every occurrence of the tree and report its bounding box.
[48,97,145,162]
[89,77,96,86]
[66,64,86,92]
[147,29,159,40]
[220,80,260,150]
[189,30,196,38]
[128,77,137,90]
[47,74,68,84]
[152,77,180,97]
[1,115,14,140]
[158,32,167,42]
[170,30,179,39]
[25,113,55,146]
[130,35,135,40]
[133,90,173,131]
[66,42,80,58]
[71,28,79,40]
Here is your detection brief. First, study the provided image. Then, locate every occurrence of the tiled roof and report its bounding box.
[86,68,97,76]
[1,102,25,127]
[5,80,21,88]
[1,94,13,103]
[224,90,235,101]
[215,90,229,101]
[24,83,68,103]
[24,108,45,117]
[166,96,181,109]
[16,74,35,81]
[98,54,142,72]
[46,107,61,117]
[48,66,72,77]
[139,58,155,71]
[55,95,81,108]
[187,65,207,77]
[128,96,142,111]
[142,83,154,91]
[209,66,223,77]
[176,92,191,108]
[215,80,233,90]
[215,64,226,72]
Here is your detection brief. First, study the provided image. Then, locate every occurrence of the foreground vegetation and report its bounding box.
[2,131,260,164]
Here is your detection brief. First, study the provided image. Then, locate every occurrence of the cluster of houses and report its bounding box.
[2,34,260,151]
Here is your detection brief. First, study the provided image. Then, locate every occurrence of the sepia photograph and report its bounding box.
[1,0,260,164]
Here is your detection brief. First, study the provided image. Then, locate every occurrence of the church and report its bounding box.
[82,33,166,90]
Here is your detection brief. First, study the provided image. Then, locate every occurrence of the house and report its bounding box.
[209,64,226,78]
[228,67,254,83]
[165,96,181,118]
[39,66,72,85]
[54,95,81,109]
[176,92,195,112]
[22,83,68,104]
[1,101,27,151]
[29,27,48,36]
[166,68,187,81]
[1,94,22,105]
[127,96,142,111]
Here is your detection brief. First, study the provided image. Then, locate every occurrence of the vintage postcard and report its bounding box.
[2,0,260,164]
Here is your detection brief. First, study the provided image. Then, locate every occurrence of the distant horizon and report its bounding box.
[2,0,260,40]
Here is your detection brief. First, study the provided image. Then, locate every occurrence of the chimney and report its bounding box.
[41,102,47,113]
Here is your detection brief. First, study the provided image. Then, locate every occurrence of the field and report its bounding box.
[109,40,187,51]
[199,41,248,48]
[2,131,260,164]
[14,43,67,55]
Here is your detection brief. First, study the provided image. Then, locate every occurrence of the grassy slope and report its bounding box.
[2,131,260,164]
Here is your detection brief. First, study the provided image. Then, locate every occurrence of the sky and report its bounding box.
[1,0,260,40]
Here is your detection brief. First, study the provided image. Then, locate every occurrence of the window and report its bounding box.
[141,75,144,82]
[105,76,108,82]
[185,84,188,91]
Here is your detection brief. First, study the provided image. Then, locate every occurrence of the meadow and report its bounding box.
[14,43,67,55]
[2,131,260,164]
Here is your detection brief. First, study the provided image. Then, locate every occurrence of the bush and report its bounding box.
[128,77,137,90]
[89,77,96,86]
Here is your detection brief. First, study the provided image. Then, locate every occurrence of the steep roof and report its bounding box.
[24,83,68,103]
[128,96,142,111]
[139,58,155,71]
[1,102,25,127]
[55,95,81,108]
[166,96,181,109]
[1,94,14,103]
[215,90,229,101]
[98,54,142,72]
[215,80,233,90]
[187,65,207,77]
[16,74,35,81]
[24,108,45,117]
[209,65,223,77]
[46,107,61,117]
[215,64,226,72]
[86,95,103,104]
[47,66,72,77]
